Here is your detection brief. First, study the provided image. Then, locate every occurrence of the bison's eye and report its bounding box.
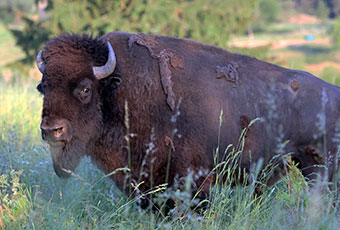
[74,78,93,104]
[81,87,91,96]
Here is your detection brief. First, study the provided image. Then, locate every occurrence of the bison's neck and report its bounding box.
[90,123,127,189]
[90,116,147,191]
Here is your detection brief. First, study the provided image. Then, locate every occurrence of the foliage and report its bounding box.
[325,0,340,17]
[9,16,50,64]
[316,0,331,21]
[331,16,340,47]
[278,0,340,18]
[292,0,333,17]
[251,0,281,32]
[0,0,35,24]
[49,0,113,36]
[260,0,281,22]
[294,0,319,15]
[0,23,25,68]
[9,0,260,63]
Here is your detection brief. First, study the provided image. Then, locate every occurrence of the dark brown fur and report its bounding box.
[38,32,340,209]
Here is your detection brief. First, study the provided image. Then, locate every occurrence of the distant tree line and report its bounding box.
[292,0,340,18]
[2,0,340,63]
[3,0,260,63]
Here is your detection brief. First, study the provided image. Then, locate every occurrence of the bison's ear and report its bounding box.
[111,76,122,89]
[98,73,122,99]
[101,75,122,90]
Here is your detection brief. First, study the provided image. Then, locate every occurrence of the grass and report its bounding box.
[287,44,338,64]
[265,22,328,35]
[0,80,340,229]
[321,66,340,86]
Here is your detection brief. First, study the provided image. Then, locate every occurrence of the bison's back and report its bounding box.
[104,31,340,179]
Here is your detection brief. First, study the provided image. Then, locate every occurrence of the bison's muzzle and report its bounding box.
[40,118,72,145]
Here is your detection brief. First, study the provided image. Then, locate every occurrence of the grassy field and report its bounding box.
[1,19,340,229]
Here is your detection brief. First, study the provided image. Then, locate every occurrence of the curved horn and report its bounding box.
[93,41,117,80]
[36,50,45,73]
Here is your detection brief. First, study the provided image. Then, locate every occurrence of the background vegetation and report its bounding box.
[1,0,340,229]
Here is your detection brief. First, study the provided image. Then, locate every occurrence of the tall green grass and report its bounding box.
[1,79,340,229]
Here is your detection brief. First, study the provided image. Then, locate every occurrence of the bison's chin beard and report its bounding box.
[49,139,86,178]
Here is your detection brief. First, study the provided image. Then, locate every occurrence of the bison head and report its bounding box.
[36,34,121,178]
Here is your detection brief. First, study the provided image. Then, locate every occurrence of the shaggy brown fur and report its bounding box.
[37,32,340,209]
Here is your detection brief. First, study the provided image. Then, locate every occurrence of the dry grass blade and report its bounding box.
[2,203,15,221]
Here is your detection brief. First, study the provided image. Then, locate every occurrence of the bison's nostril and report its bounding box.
[40,118,71,143]
[41,125,67,142]
[54,127,64,138]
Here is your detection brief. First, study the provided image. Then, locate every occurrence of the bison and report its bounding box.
[36,32,340,209]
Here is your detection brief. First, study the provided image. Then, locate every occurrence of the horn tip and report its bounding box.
[36,50,46,73]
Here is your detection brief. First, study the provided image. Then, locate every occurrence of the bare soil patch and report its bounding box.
[305,62,340,72]
[229,38,330,50]
[288,14,320,24]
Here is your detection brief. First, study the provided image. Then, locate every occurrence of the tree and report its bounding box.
[10,16,50,63]
[331,16,340,46]
[0,0,35,24]
[316,0,330,21]
[295,0,318,15]
[9,0,261,63]
[251,0,281,32]
[326,0,340,17]
[50,0,259,46]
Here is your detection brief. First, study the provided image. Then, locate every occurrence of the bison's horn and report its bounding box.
[36,50,45,73]
[93,41,117,80]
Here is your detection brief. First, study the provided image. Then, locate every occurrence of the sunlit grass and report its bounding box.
[0,81,41,142]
